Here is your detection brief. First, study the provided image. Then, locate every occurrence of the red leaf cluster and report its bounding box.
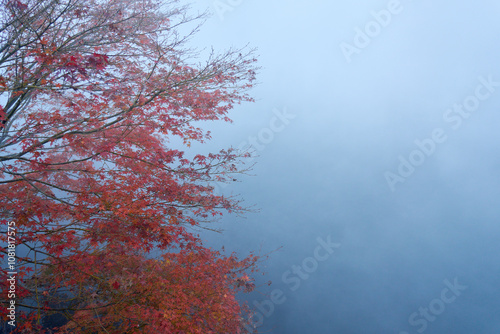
[0,0,260,332]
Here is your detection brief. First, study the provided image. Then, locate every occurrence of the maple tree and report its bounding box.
[0,0,260,332]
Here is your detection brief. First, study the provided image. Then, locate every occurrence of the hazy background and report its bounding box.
[179,1,500,333]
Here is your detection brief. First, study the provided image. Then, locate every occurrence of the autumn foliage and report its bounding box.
[0,0,259,332]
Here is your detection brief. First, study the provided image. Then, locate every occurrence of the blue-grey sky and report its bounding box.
[180,1,500,333]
